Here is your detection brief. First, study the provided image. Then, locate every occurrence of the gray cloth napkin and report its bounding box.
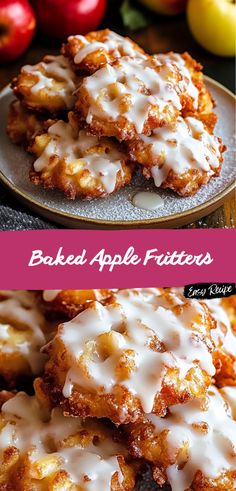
[0,184,57,230]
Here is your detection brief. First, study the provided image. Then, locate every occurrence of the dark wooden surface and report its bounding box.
[0,10,235,229]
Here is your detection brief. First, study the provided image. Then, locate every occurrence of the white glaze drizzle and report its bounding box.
[155,52,199,109]
[0,291,48,373]
[33,121,125,194]
[140,116,222,186]
[0,393,123,491]
[82,56,182,134]
[59,289,215,414]
[22,55,77,109]
[132,191,164,211]
[148,386,236,491]
[72,30,146,65]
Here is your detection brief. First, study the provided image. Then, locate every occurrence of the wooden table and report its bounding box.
[0,13,235,228]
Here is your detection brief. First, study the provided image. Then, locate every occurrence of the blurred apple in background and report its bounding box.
[33,0,107,40]
[187,0,236,56]
[138,0,187,15]
[0,0,35,62]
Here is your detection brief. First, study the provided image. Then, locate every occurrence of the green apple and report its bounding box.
[187,0,236,56]
[139,0,187,15]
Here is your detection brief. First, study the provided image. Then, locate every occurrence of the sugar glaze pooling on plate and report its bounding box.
[132,191,164,211]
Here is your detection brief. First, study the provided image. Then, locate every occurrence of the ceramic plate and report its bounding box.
[0,78,235,229]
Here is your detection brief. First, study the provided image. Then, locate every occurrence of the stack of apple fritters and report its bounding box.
[7,29,226,200]
[0,288,235,490]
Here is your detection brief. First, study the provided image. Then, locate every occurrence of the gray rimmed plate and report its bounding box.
[0,77,235,229]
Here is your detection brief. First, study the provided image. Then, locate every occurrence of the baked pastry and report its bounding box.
[124,385,236,490]
[41,289,115,319]
[35,288,217,424]
[62,28,146,74]
[12,55,79,115]
[74,55,186,141]
[0,291,52,386]
[0,391,136,490]
[128,116,225,196]
[29,116,133,200]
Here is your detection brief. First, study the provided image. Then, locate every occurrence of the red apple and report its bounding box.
[0,0,36,62]
[33,0,107,40]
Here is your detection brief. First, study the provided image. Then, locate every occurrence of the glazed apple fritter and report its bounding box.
[0,291,53,387]
[35,288,217,424]
[62,29,146,74]
[0,391,136,491]
[29,116,133,200]
[74,55,186,141]
[41,289,115,319]
[12,55,79,116]
[124,385,236,491]
[128,116,225,197]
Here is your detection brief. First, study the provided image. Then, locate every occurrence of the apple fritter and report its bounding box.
[41,289,116,319]
[124,385,236,491]
[128,116,225,197]
[74,56,187,141]
[12,55,79,115]
[0,392,136,491]
[154,52,217,131]
[0,291,54,387]
[6,100,53,146]
[29,117,133,200]
[35,288,217,424]
[62,28,146,74]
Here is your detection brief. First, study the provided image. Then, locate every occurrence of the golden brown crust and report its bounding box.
[12,55,79,116]
[35,291,216,424]
[0,393,136,491]
[40,289,115,319]
[62,28,146,74]
[74,56,183,142]
[29,115,133,200]
[6,100,52,146]
[123,387,236,490]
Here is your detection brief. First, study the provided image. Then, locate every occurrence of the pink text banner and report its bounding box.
[0,229,235,289]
